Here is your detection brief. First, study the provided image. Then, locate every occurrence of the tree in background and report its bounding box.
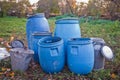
[76,2,87,16]
[58,0,77,15]
[37,0,78,17]
[0,0,30,17]
[86,0,104,17]
[86,0,120,20]
[37,0,59,18]
[0,0,119,20]
[0,1,4,17]
[16,0,30,17]
[104,0,120,20]
[0,1,15,16]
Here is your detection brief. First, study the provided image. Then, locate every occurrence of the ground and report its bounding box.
[0,16,120,80]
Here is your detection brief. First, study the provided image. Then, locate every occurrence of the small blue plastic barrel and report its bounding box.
[67,38,94,75]
[31,32,52,63]
[38,37,65,73]
[26,13,50,49]
[54,18,81,52]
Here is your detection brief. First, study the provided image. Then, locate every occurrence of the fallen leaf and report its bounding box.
[5,72,10,77]
[10,36,14,42]
[7,68,11,72]
[0,38,4,42]
[6,47,11,51]
[3,41,10,47]
[0,72,4,75]
[111,73,116,79]
[1,67,7,71]
[9,72,15,77]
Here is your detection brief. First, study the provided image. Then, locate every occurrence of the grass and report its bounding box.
[0,16,26,41]
[0,16,120,80]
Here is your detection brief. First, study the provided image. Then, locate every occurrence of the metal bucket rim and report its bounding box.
[10,48,34,54]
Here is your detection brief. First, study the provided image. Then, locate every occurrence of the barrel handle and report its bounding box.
[38,39,41,46]
[71,46,78,55]
[29,32,32,49]
[50,47,58,56]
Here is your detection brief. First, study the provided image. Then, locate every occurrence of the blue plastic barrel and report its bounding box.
[38,37,65,73]
[54,18,81,52]
[67,38,94,74]
[26,13,50,49]
[31,32,52,63]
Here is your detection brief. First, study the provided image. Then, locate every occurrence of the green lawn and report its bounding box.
[0,16,120,80]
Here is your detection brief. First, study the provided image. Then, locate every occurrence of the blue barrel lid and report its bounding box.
[28,13,45,19]
[38,36,63,47]
[55,18,79,24]
[68,38,92,45]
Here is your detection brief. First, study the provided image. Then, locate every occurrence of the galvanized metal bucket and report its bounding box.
[10,48,34,71]
[91,38,106,71]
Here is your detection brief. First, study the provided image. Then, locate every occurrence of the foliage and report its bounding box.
[85,0,120,20]
[0,0,30,17]
[56,0,120,20]
[55,14,77,20]
[0,16,26,40]
[105,0,120,20]
[65,0,77,14]
[37,0,59,17]
[86,0,102,16]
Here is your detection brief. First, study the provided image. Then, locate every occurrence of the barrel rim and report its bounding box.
[68,38,92,45]
[32,32,52,36]
[10,48,34,54]
[28,13,45,19]
[55,18,79,24]
[38,36,63,47]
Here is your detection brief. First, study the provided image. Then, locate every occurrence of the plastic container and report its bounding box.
[10,48,34,71]
[31,32,52,62]
[67,38,94,74]
[54,18,81,52]
[0,48,10,60]
[26,13,50,49]
[38,37,65,73]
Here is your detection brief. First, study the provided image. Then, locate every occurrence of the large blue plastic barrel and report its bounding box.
[54,18,81,51]
[38,37,65,73]
[67,38,94,74]
[31,32,52,63]
[26,13,50,49]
